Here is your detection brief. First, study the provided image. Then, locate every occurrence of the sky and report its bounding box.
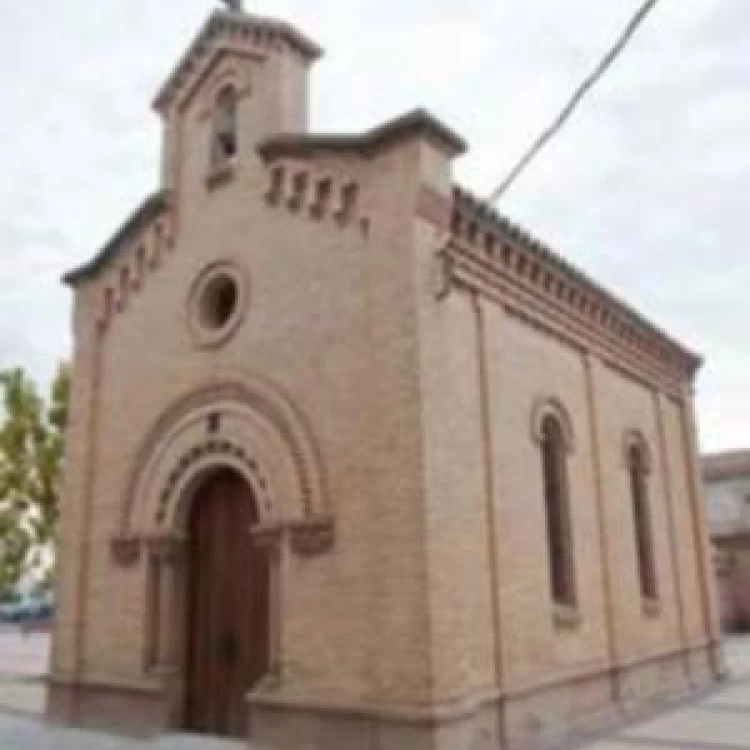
[0,0,747,453]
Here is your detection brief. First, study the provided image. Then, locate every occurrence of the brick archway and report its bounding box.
[106,376,335,732]
[112,374,330,557]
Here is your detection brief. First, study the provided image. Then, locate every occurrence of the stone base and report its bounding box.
[247,642,720,750]
[46,643,720,750]
[47,675,170,738]
[247,691,501,750]
[502,641,719,750]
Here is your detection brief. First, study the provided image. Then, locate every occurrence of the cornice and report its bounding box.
[449,185,702,383]
[258,108,467,160]
[444,241,687,399]
[62,190,172,286]
[60,194,176,336]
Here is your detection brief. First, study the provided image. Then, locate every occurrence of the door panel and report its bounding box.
[185,469,270,737]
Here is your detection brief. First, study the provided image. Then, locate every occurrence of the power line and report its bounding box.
[486,0,661,205]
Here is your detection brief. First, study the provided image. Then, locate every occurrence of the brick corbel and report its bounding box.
[250,516,335,556]
[110,535,142,567]
[250,520,285,551]
[289,515,335,556]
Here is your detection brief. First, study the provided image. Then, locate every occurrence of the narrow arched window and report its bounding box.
[212,85,239,168]
[628,443,658,600]
[541,414,576,607]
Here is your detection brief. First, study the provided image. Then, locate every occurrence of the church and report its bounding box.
[48,5,722,749]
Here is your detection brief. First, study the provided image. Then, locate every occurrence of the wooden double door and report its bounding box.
[185,469,271,737]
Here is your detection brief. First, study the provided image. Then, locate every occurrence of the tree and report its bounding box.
[0,365,69,596]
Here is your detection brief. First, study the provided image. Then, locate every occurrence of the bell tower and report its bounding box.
[153,4,323,191]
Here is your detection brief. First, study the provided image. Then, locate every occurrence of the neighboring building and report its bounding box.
[703,450,750,631]
[48,6,722,750]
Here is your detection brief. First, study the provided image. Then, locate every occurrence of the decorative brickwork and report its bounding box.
[531,396,575,453]
[263,163,370,234]
[117,377,329,541]
[288,516,335,556]
[446,186,701,398]
[96,211,176,330]
[153,437,273,525]
[153,10,323,114]
[623,428,653,473]
[110,536,142,567]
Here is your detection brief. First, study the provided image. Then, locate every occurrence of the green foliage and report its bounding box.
[0,364,69,596]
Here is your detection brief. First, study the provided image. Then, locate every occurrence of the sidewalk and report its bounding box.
[586,678,750,749]
[0,628,49,717]
[0,628,50,681]
[582,636,750,750]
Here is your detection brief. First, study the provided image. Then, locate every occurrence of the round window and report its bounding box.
[188,262,246,348]
[199,273,238,330]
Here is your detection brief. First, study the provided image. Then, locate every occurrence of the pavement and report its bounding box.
[586,679,750,750]
[1,628,750,748]
[583,637,750,750]
[0,626,51,679]
[0,626,49,716]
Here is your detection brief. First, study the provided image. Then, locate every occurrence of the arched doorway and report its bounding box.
[184,468,271,737]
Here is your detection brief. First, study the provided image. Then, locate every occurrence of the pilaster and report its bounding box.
[472,291,507,746]
[582,353,619,701]
[652,389,691,680]
[678,387,725,677]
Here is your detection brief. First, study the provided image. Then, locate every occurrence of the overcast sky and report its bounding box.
[0,0,747,452]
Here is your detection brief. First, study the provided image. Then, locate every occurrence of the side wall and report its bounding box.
[416,278,720,748]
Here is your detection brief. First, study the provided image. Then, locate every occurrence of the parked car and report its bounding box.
[0,594,22,623]
[0,592,54,624]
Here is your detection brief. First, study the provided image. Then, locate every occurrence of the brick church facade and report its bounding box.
[49,7,722,749]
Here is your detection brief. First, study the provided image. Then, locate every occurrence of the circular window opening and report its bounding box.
[200,273,238,331]
[188,262,247,348]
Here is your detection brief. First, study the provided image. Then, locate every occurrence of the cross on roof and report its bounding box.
[219,0,243,11]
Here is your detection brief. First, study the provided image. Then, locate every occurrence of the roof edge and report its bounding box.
[257,108,467,160]
[62,190,171,287]
[452,185,703,377]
